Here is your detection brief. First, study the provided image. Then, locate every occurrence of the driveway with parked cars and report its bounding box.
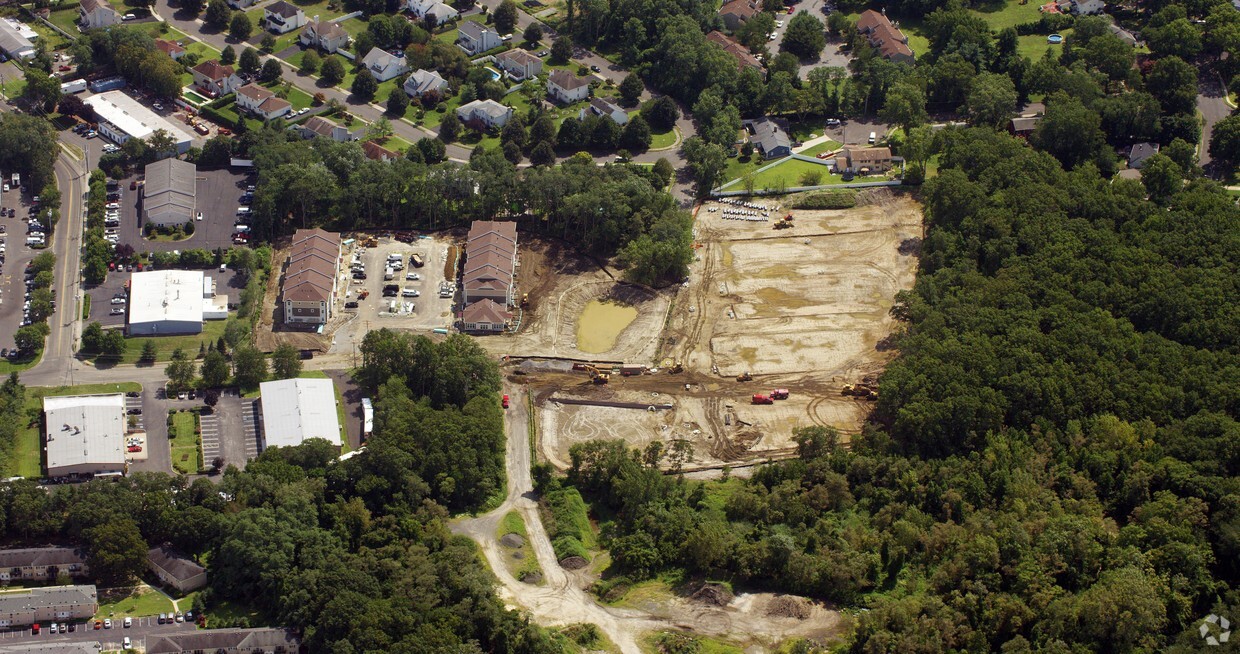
[111,168,252,254]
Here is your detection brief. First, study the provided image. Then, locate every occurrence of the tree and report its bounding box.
[502,139,523,164]
[550,36,573,64]
[232,345,268,389]
[140,340,158,364]
[1209,114,1240,167]
[239,47,261,75]
[220,44,236,65]
[271,343,303,379]
[261,57,283,83]
[204,0,231,29]
[621,114,653,151]
[165,348,197,390]
[781,13,826,59]
[201,349,230,387]
[84,520,147,585]
[619,73,643,105]
[300,49,320,75]
[964,72,1017,129]
[261,33,277,52]
[352,68,378,100]
[387,87,409,116]
[643,96,679,131]
[21,72,61,113]
[530,140,556,165]
[416,137,446,162]
[183,0,205,16]
[439,111,461,142]
[652,158,674,188]
[879,82,927,136]
[13,325,45,353]
[320,55,345,85]
[494,0,518,36]
[1031,94,1107,170]
[683,136,727,197]
[1139,153,1182,203]
[1146,56,1198,115]
[523,22,543,45]
[230,12,253,41]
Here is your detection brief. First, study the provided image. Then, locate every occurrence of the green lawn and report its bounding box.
[722,153,768,186]
[975,0,1045,30]
[337,16,369,38]
[169,410,202,475]
[201,599,265,629]
[46,8,81,37]
[648,125,678,150]
[798,139,842,157]
[89,316,230,365]
[0,76,26,100]
[82,294,92,320]
[96,585,174,619]
[1016,31,1070,60]
[6,382,143,478]
[720,156,847,191]
[26,18,71,50]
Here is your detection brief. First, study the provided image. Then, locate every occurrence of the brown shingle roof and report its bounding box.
[155,39,185,57]
[192,60,234,81]
[303,115,340,138]
[258,96,292,114]
[304,18,347,40]
[0,547,87,569]
[282,228,339,304]
[719,0,760,21]
[462,298,511,324]
[497,49,541,66]
[236,82,273,102]
[548,69,589,91]
[845,146,892,164]
[706,31,765,71]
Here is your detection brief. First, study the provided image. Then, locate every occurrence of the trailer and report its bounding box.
[59,79,87,94]
[752,393,773,405]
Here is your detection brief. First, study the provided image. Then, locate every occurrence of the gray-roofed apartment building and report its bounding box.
[146,627,300,654]
[143,158,196,227]
[0,585,98,628]
[147,543,206,593]
[0,547,88,585]
[0,642,104,654]
[43,394,126,479]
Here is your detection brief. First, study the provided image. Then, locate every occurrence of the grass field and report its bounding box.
[96,585,174,619]
[649,125,678,150]
[798,139,842,158]
[641,632,744,654]
[169,410,202,474]
[96,315,230,365]
[201,598,265,629]
[719,156,851,191]
[46,8,81,37]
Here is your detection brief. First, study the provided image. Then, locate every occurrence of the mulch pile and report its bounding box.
[765,595,810,619]
[689,582,734,607]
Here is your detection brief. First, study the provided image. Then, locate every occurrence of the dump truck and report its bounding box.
[773,221,793,230]
[842,384,878,400]
[669,360,684,374]
[736,372,753,382]
[770,389,789,400]
[410,253,425,268]
[752,393,774,405]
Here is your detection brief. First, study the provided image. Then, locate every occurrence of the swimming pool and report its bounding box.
[485,67,502,81]
[1047,33,1063,43]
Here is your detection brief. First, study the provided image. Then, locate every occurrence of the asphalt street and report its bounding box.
[1197,72,1232,174]
[0,614,199,650]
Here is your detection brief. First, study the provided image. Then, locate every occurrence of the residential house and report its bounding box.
[404,69,450,98]
[1072,0,1105,14]
[580,97,628,125]
[456,99,513,129]
[0,548,88,585]
[281,228,341,325]
[298,115,354,141]
[300,18,350,53]
[463,220,518,308]
[361,47,410,82]
[264,0,307,34]
[706,31,765,73]
[235,83,293,121]
[408,0,459,25]
[461,299,512,332]
[457,20,501,55]
[750,118,790,158]
[155,39,186,61]
[834,146,894,173]
[1008,115,1040,137]
[79,0,120,29]
[362,140,398,161]
[147,544,206,594]
[856,10,914,63]
[1108,21,1138,46]
[227,0,258,8]
[0,586,98,628]
[1128,142,1160,169]
[495,49,543,81]
[191,60,242,98]
[145,628,299,654]
[546,69,590,104]
[718,0,760,30]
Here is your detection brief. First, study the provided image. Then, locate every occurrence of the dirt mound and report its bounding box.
[500,533,526,548]
[520,571,543,584]
[765,595,811,619]
[690,583,734,607]
[559,555,588,570]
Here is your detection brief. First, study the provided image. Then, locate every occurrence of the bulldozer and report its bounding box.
[736,372,753,382]
[773,214,794,229]
[842,383,878,401]
[583,365,610,384]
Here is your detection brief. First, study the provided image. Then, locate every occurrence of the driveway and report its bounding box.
[1197,73,1231,175]
[199,388,257,471]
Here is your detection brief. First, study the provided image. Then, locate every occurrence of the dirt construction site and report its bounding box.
[510,191,923,473]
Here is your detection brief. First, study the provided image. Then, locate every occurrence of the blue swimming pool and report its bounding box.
[1047,33,1064,43]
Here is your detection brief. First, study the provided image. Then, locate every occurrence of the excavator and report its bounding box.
[842,383,878,401]
[582,365,610,384]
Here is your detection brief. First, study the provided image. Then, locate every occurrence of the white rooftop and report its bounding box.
[43,395,125,473]
[128,270,205,327]
[83,91,194,145]
[259,378,342,449]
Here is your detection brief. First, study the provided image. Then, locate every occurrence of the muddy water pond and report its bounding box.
[576,300,638,353]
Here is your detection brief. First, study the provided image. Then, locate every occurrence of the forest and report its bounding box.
[563,126,1240,652]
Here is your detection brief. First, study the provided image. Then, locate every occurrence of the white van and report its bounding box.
[236,206,251,215]
[383,267,394,281]
[402,288,419,297]
[26,236,44,246]
[868,131,877,144]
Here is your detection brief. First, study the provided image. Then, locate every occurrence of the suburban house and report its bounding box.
[281,228,341,326]
[146,628,300,654]
[546,69,590,104]
[580,97,628,125]
[300,18,350,53]
[706,31,766,72]
[361,47,410,82]
[264,0,307,33]
[1072,0,1105,14]
[856,10,914,63]
[463,220,518,308]
[1128,142,1160,169]
[1008,115,1041,137]
[79,0,120,29]
[456,99,513,129]
[155,39,186,60]
[147,544,206,594]
[0,548,88,585]
[718,0,760,30]
[404,69,450,98]
[750,118,791,159]
[457,20,501,55]
[235,83,293,121]
[835,146,894,173]
[408,0,459,25]
[191,60,242,98]
[461,299,512,332]
[362,140,398,161]
[227,0,258,8]
[495,49,543,81]
[298,115,355,141]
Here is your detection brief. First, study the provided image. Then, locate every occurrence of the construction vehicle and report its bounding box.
[752,393,774,405]
[521,293,529,308]
[583,365,610,384]
[770,388,789,400]
[736,372,753,382]
[773,220,793,230]
[842,384,879,401]
[669,360,684,374]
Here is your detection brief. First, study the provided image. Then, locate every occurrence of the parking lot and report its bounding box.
[84,262,247,331]
[0,180,46,353]
[114,168,253,254]
[0,613,199,649]
[199,390,260,471]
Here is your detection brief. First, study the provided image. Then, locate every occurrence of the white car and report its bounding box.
[2,183,8,192]
[110,297,126,305]
[405,272,420,280]
[775,19,784,27]
[110,307,124,315]
[196,211,203,221]
[123,617,132,628]
[298,108,308,115]
[122,12,134,19]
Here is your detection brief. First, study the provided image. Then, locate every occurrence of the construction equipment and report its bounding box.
[736,372,753,382]
[842,384,879,401]
[583,365,610,384]
[773,214,794,229]
[752,393,774,405]
[669,360,684,374]
[521,293,529,308]
[770,388,789,400]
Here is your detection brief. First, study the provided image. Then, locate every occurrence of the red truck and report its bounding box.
[771,389,789,400]
[752,393,774,405]
[501,394,510,409]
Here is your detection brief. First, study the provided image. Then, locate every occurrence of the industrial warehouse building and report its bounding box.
[82,92,194,154]
[143,158,196,227]
[43,394,126,479]
[0,19,35,60]
[258,377,342,450]
[281,228,341,326]
[460,221,517,332]
[127,270,228,336]
[0,586,98,628]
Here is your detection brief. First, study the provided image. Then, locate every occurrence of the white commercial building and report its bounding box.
[258,378,342,450]
[43,395,126,478]
[0,20,34,60]
[127,270,227,336]
[83,92,194,154]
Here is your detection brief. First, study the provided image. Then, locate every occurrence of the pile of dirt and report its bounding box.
[765,595,811,619]
[560,556,588,570]
[690,583,734,607]
[520,571,543,585]
[500,533,526,549]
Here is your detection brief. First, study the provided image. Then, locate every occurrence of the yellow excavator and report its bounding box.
[583,365,610,384]
[842,383,878,401]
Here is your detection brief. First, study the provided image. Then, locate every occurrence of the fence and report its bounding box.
[710,180,903,198]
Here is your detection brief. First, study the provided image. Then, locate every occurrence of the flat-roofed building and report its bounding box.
[43,395,126,478]
[83,92,194,154]
[258,378,342,450]
[281,228,341,326]
[128,270,227,335]
[0,642,104,654]
[143,158,196,227]
[0,586,98,628]
[0,548,88,585]
[0,20,34,60]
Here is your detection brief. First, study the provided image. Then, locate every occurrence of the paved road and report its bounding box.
[0,615,199,649]
[1197,72,1231,175]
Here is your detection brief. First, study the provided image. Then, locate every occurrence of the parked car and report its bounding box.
[104,619,111,629]
[123,617,132,628]
[344,301,359,309]
[110,308,124,315]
